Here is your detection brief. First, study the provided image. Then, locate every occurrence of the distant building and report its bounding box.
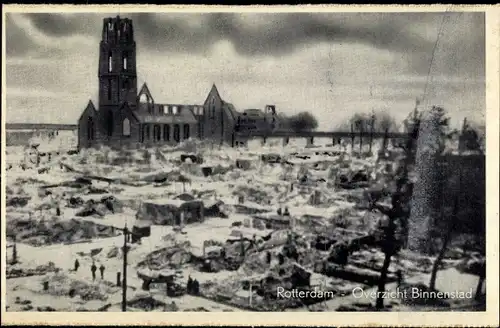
[235,105,279,135]
[77,16,279,150]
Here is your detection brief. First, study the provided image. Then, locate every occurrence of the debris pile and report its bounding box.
[7,262,61,279]
[6,217,120,246]
[38,273,119,301]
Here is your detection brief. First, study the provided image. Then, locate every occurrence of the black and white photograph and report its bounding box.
[2,4,497,325]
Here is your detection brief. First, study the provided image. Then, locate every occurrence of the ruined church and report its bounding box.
[77,16,278,150]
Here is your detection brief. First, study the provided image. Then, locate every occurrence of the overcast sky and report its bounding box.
[5,11,485,129]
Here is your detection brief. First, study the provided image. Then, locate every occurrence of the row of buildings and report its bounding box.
[77,16,279,149]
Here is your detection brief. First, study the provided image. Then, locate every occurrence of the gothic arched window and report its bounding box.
[210,97,216,119]
[108,51,113,72]
[87,117,95,141]
[173,124,180,142]
[163,125,170,141]
[107,111,114,137]
[154,125,161,141]
[142,124,150,142]
[123,118,131,136]
[183,124,190,140]
[123,51,128,71]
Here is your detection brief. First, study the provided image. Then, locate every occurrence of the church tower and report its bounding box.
[98,16,137,136]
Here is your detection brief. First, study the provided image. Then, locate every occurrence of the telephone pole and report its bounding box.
[122,225,129,312]
[111,224,142,312]
[12,235,18,264]
[112,224,133,312]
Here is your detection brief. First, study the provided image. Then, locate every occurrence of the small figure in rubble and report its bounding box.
[74,259,80,272]
[192,279,200,295]
[277,207,282,216]
[396,269,404,287]
[99,264,105,279]
[91,262,97,281]
[283,207,290,217]
[266,251,272,264]
[187,276,193,294]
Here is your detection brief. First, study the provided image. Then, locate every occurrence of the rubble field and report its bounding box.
[5,137,485,312]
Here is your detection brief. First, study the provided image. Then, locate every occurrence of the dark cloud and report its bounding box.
[5,14,36,56]
[11,12,485,77]
[24,13,104,37]
[131,12,439,57]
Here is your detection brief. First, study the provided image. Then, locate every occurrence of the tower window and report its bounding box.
[124,23,127,31]
[108,22,113,30]
[172,106,178,115]
[107,79,112,101]
[108,52,113,72]
[183,124,190,140]
[123,52,128,70]
[123,118,131,136]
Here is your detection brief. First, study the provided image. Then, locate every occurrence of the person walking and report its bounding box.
[187,276,193,294]
[99,264,105,280]
[192,279,200,295]
[396,269,404,287]
[74,259,80,272]
[91,262,97,281]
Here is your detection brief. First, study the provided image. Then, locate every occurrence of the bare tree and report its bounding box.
[370,174,411,310]
[289,112,319,132]
[337,111,398,133]
[459,121,484,154]
[428,112,464,290]
[369,139,414,309]
[428,194,459,290]
[278,112,319,132]
[377,112,398,132]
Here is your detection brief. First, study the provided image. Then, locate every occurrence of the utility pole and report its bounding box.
[369,113,375,154]
[359,122,364,154]
[122,225,129,312]
[13,236,17,264]
[350,123,355,153]
[111,224,136,312]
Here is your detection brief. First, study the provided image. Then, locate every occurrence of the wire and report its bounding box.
[420,11,450,106]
